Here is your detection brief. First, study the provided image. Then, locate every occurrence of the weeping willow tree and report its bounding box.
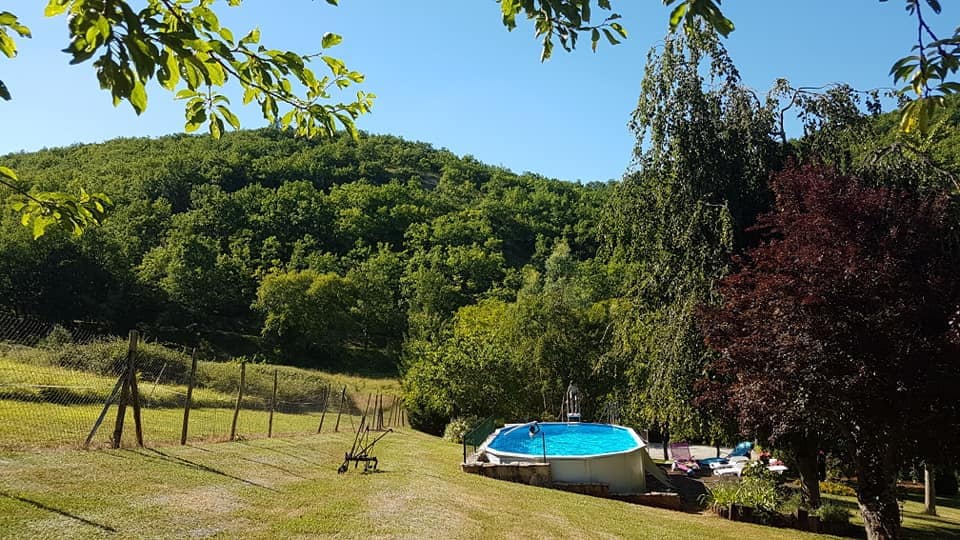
[600,27,782,444]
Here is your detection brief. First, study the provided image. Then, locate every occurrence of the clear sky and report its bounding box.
[1,1,957,182]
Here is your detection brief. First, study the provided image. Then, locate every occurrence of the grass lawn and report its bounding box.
[0,429,844,540]
[823,491,960,539]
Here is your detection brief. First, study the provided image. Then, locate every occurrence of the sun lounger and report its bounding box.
[669,442,701,477]
[698,441,752,468]
[714,459,789,477]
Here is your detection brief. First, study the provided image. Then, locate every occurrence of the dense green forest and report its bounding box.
[0,130,612,373]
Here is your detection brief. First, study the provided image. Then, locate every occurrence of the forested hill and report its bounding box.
[0,130,612,370]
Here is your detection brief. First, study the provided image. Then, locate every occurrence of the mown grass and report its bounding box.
[823,491,960,539]
[0,429,850,540]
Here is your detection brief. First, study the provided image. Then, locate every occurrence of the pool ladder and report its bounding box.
[559,382,581,423]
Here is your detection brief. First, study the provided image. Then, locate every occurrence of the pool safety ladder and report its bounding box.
[559,382,581,423]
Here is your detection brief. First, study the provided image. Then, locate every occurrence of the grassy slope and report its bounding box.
[0,429,839,540]
[0,355,399,451]
[823,492,960,540]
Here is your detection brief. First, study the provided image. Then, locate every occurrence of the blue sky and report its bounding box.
[1,1,957,182]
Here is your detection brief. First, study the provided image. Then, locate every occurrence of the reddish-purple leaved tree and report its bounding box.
[700,164,960,540]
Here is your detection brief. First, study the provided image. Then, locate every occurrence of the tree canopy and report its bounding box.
[700,164,960,538]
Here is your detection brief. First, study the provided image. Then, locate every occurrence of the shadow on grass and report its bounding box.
[900,490,960,511]
[239,437,344,464]
[207,448,307,479]
[127,448,279,492]
[823,494,960,540]
[0,491,117,533]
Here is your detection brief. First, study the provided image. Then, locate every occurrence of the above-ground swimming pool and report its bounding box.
[480,422,650,494]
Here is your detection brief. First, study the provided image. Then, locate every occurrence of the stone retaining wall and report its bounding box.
[461,462,552,487]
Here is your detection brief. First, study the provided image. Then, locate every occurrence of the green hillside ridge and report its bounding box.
[0,130,612,374]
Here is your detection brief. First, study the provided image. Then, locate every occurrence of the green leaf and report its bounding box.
[321,32,343,49]
[44,2,69,17]
[322,55,347,76]
[601,28,620,46]
[610,22,627,39]
[669,2,690,29]
[217,105,241,130]
[240,28,261,45]
[129,79,148,114]
[0,165,18,181]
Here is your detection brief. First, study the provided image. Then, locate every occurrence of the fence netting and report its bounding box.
[0,313,403,452]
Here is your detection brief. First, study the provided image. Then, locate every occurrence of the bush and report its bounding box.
[699,475,781,518]
[38,325,74,349]
[47,339,191,381]
[699,479,740,514]
[737,476,781,515]
[816,502,852,524]
[819,481,856,497]
[443,416,479,444]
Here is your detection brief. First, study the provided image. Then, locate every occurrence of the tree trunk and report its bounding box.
[795,441,821,509]
[855,438,901,540]
[924,465,937,516]
[662,428,670,461]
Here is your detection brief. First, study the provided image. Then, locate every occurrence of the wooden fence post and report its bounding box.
[85,371,125,448]
[110,376,130,448]
[387,396,396,428]
[333,385,346,432]
[127,331,144,447]
[110,373,130,449]
[230,361,246,441]
[317,384,329,433]
[180,348,198,445]
[377,393,384,430]
[268,368,278,438]
[362,393,373,426]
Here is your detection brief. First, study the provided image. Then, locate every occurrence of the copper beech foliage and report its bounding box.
[699,164,960,535]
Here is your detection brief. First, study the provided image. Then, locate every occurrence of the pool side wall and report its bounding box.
[480,423,647,494]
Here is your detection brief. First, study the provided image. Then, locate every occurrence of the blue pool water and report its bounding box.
[487,423,640,457]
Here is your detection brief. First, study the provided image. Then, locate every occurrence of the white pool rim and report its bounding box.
[478,422,649,494]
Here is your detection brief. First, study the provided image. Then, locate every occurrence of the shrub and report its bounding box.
[777,491,803,516]
[816,502,852,524]
[699,475,781,518]
[47,339,191,381]
[819,481,856,497]
[699,479,740,514]
[38,325,74,349]
[443,416,480,444]
[737,476,781,515]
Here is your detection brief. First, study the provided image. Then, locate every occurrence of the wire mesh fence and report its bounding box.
[0,314,404,452]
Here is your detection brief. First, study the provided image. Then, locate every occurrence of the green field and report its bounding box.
[0,353,400,451]
[2,351,959,538]
[0,429,843,539]
[1,429,958,539]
